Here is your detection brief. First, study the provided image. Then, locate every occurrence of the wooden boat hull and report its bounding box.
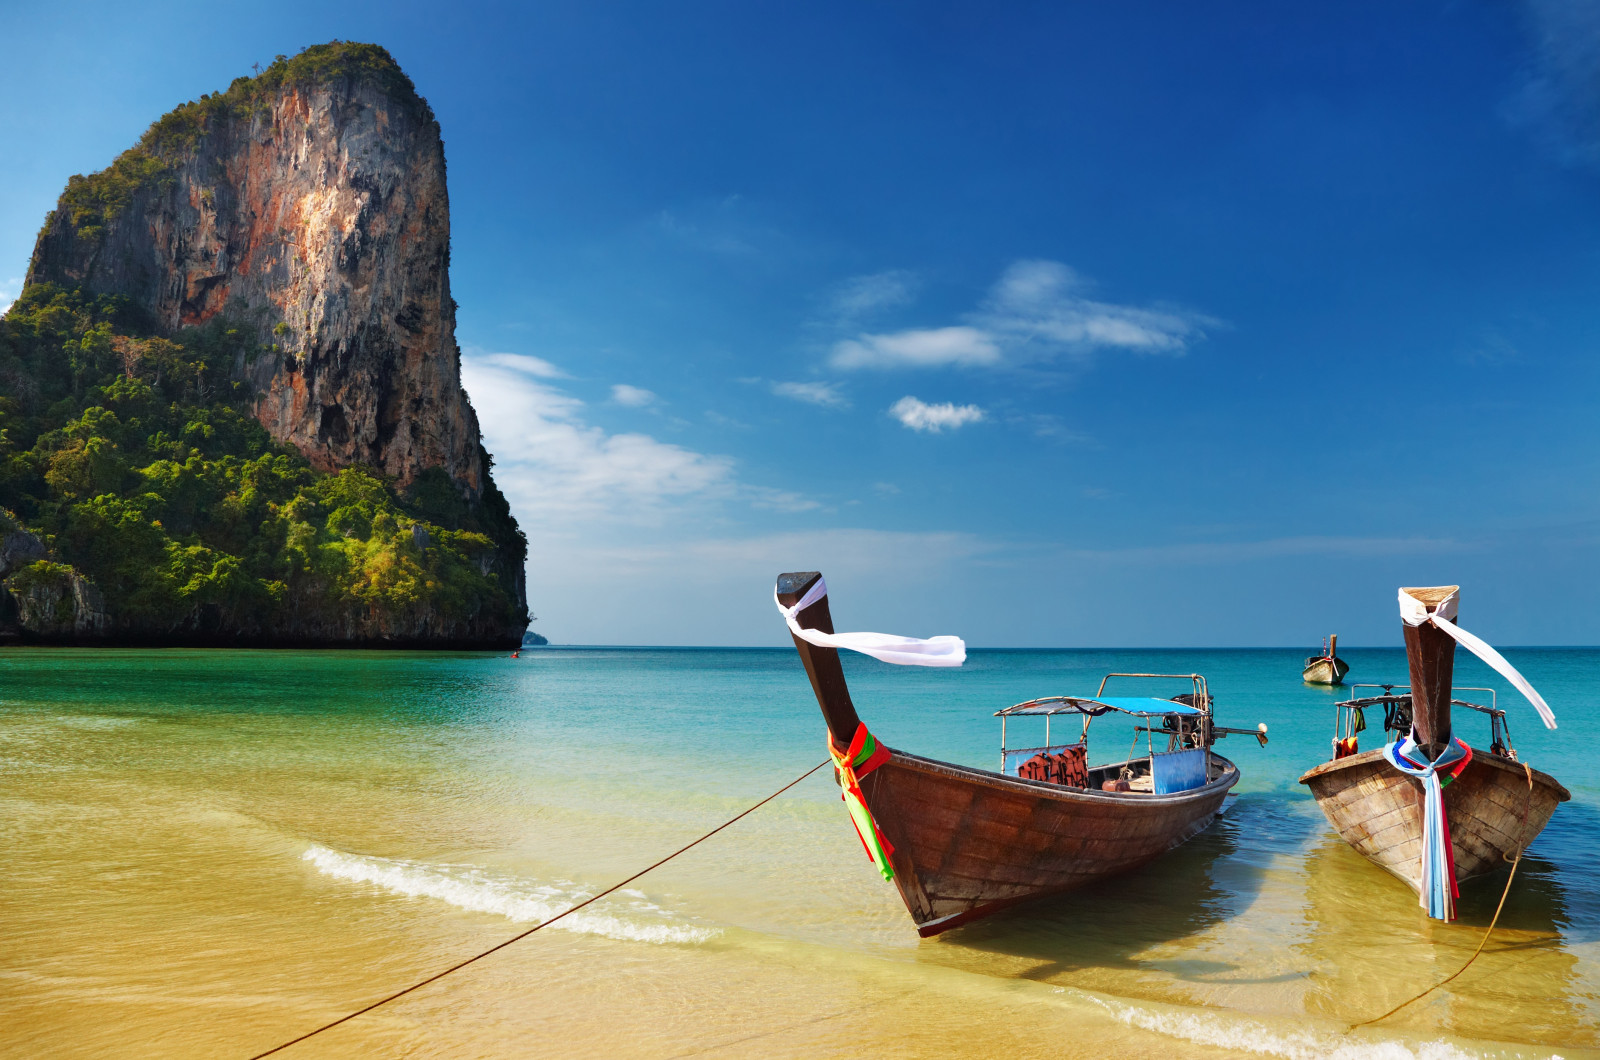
[1299,747,1568,895]
[863,749,1238,936]
[1302,657,1349,685]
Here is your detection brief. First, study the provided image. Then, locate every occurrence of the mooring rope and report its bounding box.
[245,759,830,1059]
[1351,763,1536,1030]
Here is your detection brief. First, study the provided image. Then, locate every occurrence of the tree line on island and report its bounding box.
[0,284,528,645]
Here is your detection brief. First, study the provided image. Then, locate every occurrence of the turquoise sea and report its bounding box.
[2,644,1597,1058]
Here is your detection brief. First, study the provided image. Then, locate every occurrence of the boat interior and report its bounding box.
[1001,751,1236,794]
[1327,683,1515,762]
[994,673,1247,796]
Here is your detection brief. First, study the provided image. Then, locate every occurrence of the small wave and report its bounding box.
[303,844,718,945]
[1092,996,1550,1060]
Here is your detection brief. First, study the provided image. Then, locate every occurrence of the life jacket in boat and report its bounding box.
[1018,744,1089,787]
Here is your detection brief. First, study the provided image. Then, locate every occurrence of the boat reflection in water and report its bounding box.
[1295,832,1585,1046]
[914,808,1252,990]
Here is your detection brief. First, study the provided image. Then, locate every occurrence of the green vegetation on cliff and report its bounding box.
[59,41,430,241]
[0,284,525,641]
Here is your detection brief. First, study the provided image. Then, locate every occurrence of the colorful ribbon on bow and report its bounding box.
[1383,732,1474,920]
[829,723,896,881]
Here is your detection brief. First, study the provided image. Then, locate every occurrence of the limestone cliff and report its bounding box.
[3,42,528,647]
[28,43,480,495]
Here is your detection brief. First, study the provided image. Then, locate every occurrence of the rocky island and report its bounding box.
[0,42,528,647]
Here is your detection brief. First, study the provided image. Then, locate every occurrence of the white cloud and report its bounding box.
[824,260,1211,373]
[471,350,569,378]
[462,354,736,526]
[0,277,22,318]
[889,396,986,432]
[610,384,658,407]
[977,260,1206,355]
[831,326,1001,370]
[771,380,849,408]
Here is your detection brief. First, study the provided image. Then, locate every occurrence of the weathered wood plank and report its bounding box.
[1301,750,1567,899]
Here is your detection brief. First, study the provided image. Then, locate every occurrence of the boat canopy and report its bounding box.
[996,696,1207,718]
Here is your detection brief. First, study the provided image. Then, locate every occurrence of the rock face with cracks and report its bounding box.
[9,42,528,647]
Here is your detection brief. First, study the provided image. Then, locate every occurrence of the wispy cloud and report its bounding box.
[1015,412,1094,444]
[610,384,659,407]
[1507,0,1600,167]
[1058,533,1472,566]
[771,380,849,408]
[652,194,784,257]
[832,326,1001,369]
[747,486,823,513]
[825,269,919,324]
[470,350,570,379]
[889,396,986,432]
[977,260,1207,356]
[463,353,736,526]
[1462,329,1522,366]
[828,260,1211,372]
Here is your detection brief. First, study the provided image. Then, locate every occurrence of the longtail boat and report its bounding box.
[1302,634,1349,685]
[1299,585,1568,920]
[776,571,1267,936]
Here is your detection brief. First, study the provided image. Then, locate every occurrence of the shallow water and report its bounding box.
[1,645,1596,1059]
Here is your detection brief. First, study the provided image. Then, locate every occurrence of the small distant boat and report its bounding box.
[776,571,1267,936]
[1300,585,1567,920]
[1302,634,1349,685]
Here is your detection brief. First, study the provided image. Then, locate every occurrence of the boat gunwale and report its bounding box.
[1297,745,1570,801]
[885,747,1241,806]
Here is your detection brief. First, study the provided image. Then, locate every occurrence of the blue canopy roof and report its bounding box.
[996,696,1206,718]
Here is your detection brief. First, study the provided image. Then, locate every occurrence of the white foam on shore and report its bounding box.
[303,844,717,945]
[1090,995,1554,1060]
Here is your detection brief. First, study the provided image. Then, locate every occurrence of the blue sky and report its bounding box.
[3,1,1598,646]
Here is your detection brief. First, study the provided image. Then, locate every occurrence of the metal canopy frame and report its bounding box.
[997,673,1215,771]
[1330,683,1514,759]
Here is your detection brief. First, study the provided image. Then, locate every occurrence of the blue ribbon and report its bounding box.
[1382,733,1472,920]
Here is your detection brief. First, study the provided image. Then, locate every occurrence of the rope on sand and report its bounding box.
[1351,763,1535,1029]
[245,759,830,1059]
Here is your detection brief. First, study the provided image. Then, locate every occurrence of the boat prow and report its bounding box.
[1302,634,1349,685]
[1300,748,1567,895]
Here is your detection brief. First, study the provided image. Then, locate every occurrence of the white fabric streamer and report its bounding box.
[1398,586,1556,730]
[774,576,966,667]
